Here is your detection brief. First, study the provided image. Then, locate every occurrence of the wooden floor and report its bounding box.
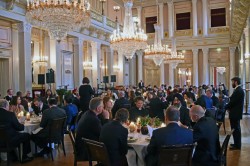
[2,114,250,166]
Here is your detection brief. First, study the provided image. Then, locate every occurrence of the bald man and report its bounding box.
[190,105,220,166]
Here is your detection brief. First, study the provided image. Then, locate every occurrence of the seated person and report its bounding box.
[0,99,33,163]
[129,96,149,122]
[146,106,193,165]
[111,91,131,118]
[31,98,49,115]
[190,105,220,166]
[63,94,78,132]
[172,94,191,128]
[100,108,129,166]
[31,98,66,156]
[75,97,110,161]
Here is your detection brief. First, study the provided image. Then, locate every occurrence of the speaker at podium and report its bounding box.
[111,75,116,82]
[103,76,109,83]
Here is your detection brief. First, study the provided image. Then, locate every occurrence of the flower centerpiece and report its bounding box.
[138,116,162,135]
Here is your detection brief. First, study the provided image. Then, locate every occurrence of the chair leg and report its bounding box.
[62,138,66,156]
[223,120,226,135]
[49,143,54,161]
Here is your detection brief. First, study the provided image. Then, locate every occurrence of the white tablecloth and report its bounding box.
[24,121,40,134]
[127,133,149,166]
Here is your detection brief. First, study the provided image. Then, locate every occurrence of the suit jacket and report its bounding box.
[148,98,168,122]
[192,117,220,165]
[225,86,244,120]
[146,123,193,166]
[38,106,66,137]
[100,120,128,166]
[138,82,144,89]
[4,95,13,102]
[0,108,25,146]
[111,97,131,118]
[32,103,49,115]
[179,106,191,127]
[75,110,108,160]
[129,106,149,122]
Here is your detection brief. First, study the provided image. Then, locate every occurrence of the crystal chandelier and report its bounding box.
[26,0,91,42]
[83,61,93,70]
[110,0,147,59]
[33,55,48,66]
[164,38,185,68]
[144,24,171,66]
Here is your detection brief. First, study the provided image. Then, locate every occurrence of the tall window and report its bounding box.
[145,16,157,33]
[211,8,226,27]
[176,12,191,30]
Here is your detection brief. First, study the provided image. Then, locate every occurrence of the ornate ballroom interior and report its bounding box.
[0,0,249,97]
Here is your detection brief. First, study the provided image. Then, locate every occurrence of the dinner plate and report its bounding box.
[127,137,138,143]
[145,137,151,142]
[31,120,40,124]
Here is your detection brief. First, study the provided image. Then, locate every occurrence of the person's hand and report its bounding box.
[102,109,110,119]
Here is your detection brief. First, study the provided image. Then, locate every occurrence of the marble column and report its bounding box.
[169,63,174,86]
[49,39,61,89]
[136,50,143,82]
[192,48,199,86]
[91,42,101,88]
[160,63,165,85]
[202,48,209,85]
[192,0,198,37]
[73,37,84,88]
[167,0,174,38]
[117,53,124,85]
[202,0,208,36]
[244,24,250,110]
[229,47,236,95]
[129,57,136,85]
[159,3,164,38]
[12,24,19,92]
[137,6,142,28]
[33,41,40,84]
[17,22,32,93]
[106,47,114,76]
[240,39,246,90]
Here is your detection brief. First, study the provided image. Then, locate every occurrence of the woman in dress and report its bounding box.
[9,96,25,116]
[103,96,113,119]
[79,77,95,113]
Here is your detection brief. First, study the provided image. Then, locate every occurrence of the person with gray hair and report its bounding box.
[100,108,129,166]
[112,90,131,118]
[146,106,193,166]
[75,97,110,161]
[190,105,220,166]
[0,99,33,163]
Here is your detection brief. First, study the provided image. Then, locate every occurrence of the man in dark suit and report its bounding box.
[75,97,110,161]
[31,98,66,156]
[0,99,33,163]
[190,105,220,166]
[225,77,245,150]
[112,91,131,118]
[172,93,191,128]
[32,98,49,115]
[4,89,13,102]
[138,80,144,89]
[100,108,129,166]
[146,106,193,166]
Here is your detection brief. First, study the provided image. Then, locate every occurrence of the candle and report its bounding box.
[161,123,166,127]
[26,112,30,121]
[136,117,140,125]
[20,111,24,117]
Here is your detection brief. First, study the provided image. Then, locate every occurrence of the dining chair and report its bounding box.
[219,129,234,166]
[0,125,21,166]
[68,130,83,166]
[158,144,196,166]
[82,138,111,166]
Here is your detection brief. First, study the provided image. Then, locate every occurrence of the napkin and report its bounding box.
[32,127,43,134]
[147,125,156,137]
[19,116,26,124]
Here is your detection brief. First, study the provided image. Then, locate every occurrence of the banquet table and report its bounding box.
[23,119,40,134]
[127,133,149,166]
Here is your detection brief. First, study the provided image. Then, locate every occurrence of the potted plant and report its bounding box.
[56,89,71,107]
